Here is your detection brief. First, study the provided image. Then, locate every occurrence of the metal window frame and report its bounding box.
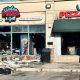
[0,24,45,56]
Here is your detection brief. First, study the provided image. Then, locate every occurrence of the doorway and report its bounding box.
[61,32,80,55]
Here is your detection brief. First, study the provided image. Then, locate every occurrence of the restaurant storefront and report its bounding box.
[2,0,80,63]
[0,1,46,61]
[52,1,80,62]
[0,0,54,62]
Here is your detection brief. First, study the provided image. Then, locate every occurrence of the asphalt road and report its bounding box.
[0,72,80,80]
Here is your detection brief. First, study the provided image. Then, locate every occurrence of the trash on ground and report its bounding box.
[0,56,41,74]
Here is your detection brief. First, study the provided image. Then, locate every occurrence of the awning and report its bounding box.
[53,19,80,32]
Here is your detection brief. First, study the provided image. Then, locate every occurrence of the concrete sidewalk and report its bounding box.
[16,63,80,72]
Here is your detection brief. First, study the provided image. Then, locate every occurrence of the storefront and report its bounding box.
[0,1,47,61]
[0,25,45,55]
[0,0,54,62]
[52,1,80,62]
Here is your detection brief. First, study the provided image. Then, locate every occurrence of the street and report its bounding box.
[0,72,80,80]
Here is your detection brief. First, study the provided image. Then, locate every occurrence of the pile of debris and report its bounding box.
[0,60,20,75]
[0,55,41,75]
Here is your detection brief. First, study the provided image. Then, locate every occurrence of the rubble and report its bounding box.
[0,56,41,75]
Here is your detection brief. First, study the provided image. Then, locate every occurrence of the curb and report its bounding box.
[42,69,80,72]
[16,68,80,72]
[16,68,41,72]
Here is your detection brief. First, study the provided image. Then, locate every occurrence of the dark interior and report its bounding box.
[30,33,45,55]
[12,33,45,55]
[61,32,80,55]
[0,34,10,55]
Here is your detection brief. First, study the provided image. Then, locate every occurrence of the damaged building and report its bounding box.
[0,0,80,63]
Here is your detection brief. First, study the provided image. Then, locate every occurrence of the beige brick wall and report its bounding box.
[50,48,54,63]
[54,55,79,63]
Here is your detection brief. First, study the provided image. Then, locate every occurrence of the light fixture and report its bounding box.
[48,24,52,28]
[45,4,51,9]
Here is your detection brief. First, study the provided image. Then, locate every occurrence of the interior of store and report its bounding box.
[0,26,11,55]
[0,25,45,61]
[0,34,11,55]
[61,32,80,55]
[12,33,45,56]
[30,33,45,55]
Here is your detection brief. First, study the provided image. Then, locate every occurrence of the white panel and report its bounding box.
[54,33,61,55]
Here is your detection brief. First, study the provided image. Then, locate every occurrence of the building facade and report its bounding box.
[0,0,80,63]
[0,0,54,62]
[53,1,80,63]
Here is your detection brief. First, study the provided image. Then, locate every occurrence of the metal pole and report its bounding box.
[28,25,29,55]
[11,25,12,55]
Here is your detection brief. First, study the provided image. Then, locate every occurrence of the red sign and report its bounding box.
[59,11,80,18]
[2,5,20,23]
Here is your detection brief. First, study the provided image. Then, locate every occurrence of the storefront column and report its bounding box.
[28,25,29,55]
[50,48,54,63]
[54,33,61,55]
[11,25,12,55]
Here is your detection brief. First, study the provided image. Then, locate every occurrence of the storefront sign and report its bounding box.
[19,17,42,21]
[2,5,20,23]
[76,4,80,11]
[59,4,80,18]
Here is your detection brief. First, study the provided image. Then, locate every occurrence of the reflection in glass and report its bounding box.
[12,25,28,32]
[29,25,45,33]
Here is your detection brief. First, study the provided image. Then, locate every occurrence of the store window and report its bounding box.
[29,25,45,55]
[29,33,45,55]
[29,25,45,33]
[12,25,28,32]
[0,26,11,55]
[0,25,45,56]
[12,33,28,55]
[0,26,11,32]
[12,25,28,55]
[12,25,45,56]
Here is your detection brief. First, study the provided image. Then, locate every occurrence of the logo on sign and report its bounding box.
[2,5,20,23]
[76,4,80,11]
[59,4,80,18]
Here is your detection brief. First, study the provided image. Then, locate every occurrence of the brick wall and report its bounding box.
[50,48,54,63]
[54,55,79,63]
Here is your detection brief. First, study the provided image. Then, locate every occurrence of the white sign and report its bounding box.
[48,36,54,42]
[19,17,42,21]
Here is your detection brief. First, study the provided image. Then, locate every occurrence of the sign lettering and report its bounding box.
[59,11,80,18]
[2,5,20,23]
[59,4,80,18]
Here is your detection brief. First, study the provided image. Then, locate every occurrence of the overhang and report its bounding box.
[53,19,80,32]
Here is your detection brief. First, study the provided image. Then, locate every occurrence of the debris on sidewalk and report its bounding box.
[0,55,41,74]
[0,60,21,74]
